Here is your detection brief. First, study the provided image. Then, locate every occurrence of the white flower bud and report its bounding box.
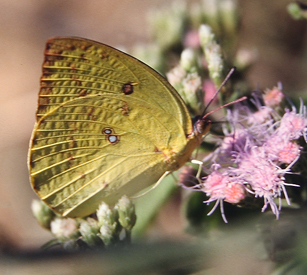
[115,195,136,231]
[99,224,114,246]
[180,48,197,72]
[31,199,55,229]
[199,24,215,48]
[50,218,79,241]
[96,202,116,226]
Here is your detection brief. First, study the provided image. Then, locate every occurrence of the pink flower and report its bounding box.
[263,87,284,107]
[247,106,273,125]
[279,110,306,140]
[219,129,249,155]
[277,141,300,164]
[224,182,246,204]
[230,138,301,218]
[202,168,245,223]
[203,170,228,200]
[264,134,301,164]
[185,86,305,223]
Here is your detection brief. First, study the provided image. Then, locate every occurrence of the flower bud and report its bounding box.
[115,195,136,231]
[182,72,204,115]
[219,0,237,35]
[204,42,223,86]
[50,217,79,241]
[96,202,118,227]
[199,25,224,86]
[31,199,55,229]
[79,218,102,247]
[180,48,197,72]
[199,24,215,48]
[99,224,114,246]
[287,3,307,20]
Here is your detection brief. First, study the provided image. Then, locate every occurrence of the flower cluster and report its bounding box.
[199,24,224,86]
[166,49,205,116]
[32,196,136,250]
[194,87,307,222]
[166,23,228,117]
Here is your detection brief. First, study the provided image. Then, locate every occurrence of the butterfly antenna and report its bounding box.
[202,96,247,120]
[201,67,247,120]
[201,67,236,117]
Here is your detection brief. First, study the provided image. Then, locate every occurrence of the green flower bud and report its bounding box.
[99,224,114,246]
[199,24,215,48]
[219,0,237,35]
[79,218,102,247]
[31,199,55,229]
[287,3,307,20]
[115,196,136,231]
[204,42,223,86]
[96,202,118,227]
[199,24,224,86]
[180,48,197,72]
[182,72,205,115]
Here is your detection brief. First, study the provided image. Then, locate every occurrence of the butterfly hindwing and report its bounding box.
[29,93,188,217]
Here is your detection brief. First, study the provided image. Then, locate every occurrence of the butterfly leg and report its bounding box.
[191,159,204,182]
[132,171,171,199]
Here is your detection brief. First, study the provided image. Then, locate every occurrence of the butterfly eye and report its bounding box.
[122,82,134,95]
[194,119,211,135]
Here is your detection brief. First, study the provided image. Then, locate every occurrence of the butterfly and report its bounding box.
[28,37,223,218]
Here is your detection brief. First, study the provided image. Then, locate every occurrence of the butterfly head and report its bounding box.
[190,95,247,143]
[192,115,212,137]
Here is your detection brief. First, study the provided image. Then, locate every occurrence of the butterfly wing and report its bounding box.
[38,37,192,134]
[29,37,195,217]
[29,93,190,217]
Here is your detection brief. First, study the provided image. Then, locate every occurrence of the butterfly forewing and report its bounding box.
[39,37,192,134]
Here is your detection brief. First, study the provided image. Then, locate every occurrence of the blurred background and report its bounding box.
[0,0,307,264]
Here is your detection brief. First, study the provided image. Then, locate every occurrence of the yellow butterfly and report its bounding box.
[28,37,213,218]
